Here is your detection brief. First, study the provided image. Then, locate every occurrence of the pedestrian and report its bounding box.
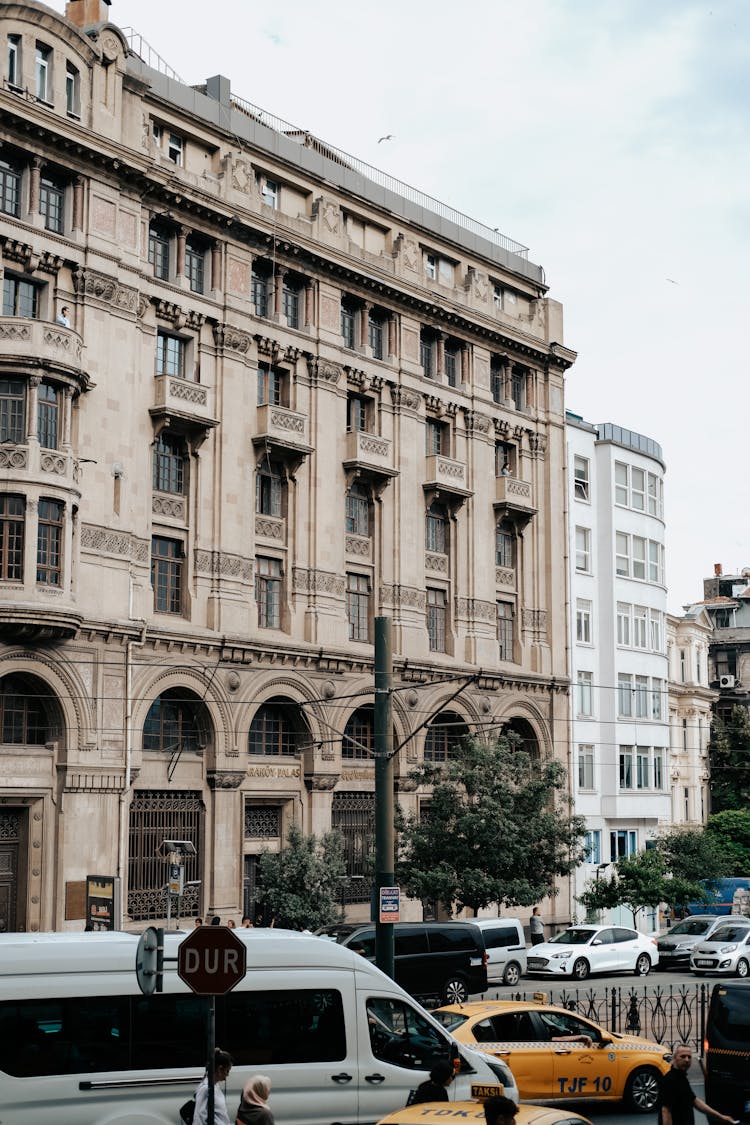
[236,1074,274,1125]
[210,915,221,926]
[484,1095,519,1125]
[530,907,544,946]
[658,1044,736,1125]
[56,305,70,327]
[241,916,253,928]
[410,1060,455,1104]
[194,917,203,928]
[227,918,237,929]
[194,1047,232,1125]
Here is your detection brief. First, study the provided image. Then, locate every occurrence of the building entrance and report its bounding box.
[0,808,26,932]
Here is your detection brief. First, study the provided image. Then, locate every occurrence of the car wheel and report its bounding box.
[503,961,522,987]
[736,958,749,978]
[634,953,652,977]
[571,958,590,981]
[625,1066,661,1113]
[442,976,469,1004]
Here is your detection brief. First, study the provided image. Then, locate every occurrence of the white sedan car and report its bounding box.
[526,925,658,981]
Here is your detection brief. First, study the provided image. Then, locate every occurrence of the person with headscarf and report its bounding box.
[236,1074,274,1125]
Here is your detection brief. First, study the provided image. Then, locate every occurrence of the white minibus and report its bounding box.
[0,929,517,1125]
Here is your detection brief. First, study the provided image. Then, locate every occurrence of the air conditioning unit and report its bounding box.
[720,674,736,689]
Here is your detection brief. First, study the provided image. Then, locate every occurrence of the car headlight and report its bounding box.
[551,952,570,960]
[720,944,738,953]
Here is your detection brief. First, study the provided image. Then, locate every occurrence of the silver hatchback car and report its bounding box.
[690,919,750,977]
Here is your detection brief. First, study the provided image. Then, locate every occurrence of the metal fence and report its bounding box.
[485,982,709,1055]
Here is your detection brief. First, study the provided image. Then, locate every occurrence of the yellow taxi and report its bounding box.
[432,999,672,1112]
[377,1085,593,1125]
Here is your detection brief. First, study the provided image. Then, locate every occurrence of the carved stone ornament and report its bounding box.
[465,410,491,435]
[305,775,339,791]
[152,494,186,520]
[207,770,245,790]
[292,568,345,597]
[231,158,253,195]
[402,238,419,271]
[472,270,489,301]
[73,268,138,312]
[213,324,251,353]
[194,549,253,582]
[380,584,425,610]
[390,386,422,412]
[81,523,149,562]
[309,357,342,384]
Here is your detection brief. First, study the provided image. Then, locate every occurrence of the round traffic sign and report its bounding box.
[177,926,247,995]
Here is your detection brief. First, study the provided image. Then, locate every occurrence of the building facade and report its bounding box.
[696,564,750,722]
[665,607,714,827]
[567,414,670,929]
[0,0,576,932]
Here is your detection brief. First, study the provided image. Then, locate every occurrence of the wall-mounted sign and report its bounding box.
[86,874,121,931]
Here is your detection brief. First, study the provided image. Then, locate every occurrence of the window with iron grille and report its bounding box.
[143,688,207,753]
[244,803,282,838]
[0,379,25,442]
[342,705,373,760]
[252,268,270,317]
[332,791,374,898]
[127,790,202,921]
[3,276,40,318]
[36,498,62,586]
[495,519,514,568]
[151,536,183,614]
[424,711,468,762]
[0,493,24,581]
[347,573,370,642]
[256,457,283,517]
[283,281,300,329]
[0,158,21,217]
[425,503,448,554]
[37,383,59,450]
[0,672,59,744]
[185,239,204,294]
[156,332,186,378]
[345,483,370,537]
[255,556,282,628]
[497,601,514,661]
[426,587,447,652]
[153,433,186,495]
[40,177,64,234]
[249,700,300,755]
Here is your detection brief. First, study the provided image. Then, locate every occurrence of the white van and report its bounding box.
[0,929,518,1125]
[469,919,527,987]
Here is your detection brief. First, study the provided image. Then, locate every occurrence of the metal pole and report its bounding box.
[374,616,394,978]
[207,995,216,1125]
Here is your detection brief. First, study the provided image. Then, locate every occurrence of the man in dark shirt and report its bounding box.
[659,1045,736,1125]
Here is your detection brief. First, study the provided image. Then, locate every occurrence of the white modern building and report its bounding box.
[567,414,671,930]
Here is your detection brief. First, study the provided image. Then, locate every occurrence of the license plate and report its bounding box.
[528,959,545,969]
[695,959,714,967]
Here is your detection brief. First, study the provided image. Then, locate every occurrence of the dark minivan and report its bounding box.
[316,922,488,1003]
[705,981,750,1121]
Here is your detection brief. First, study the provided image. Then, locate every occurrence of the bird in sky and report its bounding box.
[666,278,679,285]
[378,134,394,144]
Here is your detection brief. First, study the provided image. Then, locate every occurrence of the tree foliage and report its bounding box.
[258,823,346,931]
[578,848,708,927]
[656,828,730,888]
[396,736,586,915]
[706,809,750,875]
[709,707,750,813]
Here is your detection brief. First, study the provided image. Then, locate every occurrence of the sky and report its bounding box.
[62,0,750,611]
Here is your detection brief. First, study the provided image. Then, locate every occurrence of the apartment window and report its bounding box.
[35,43,51,101]
[495,519,515,569]
[576,599,592,644]
[696,651,702,684]
[637,748,650,789]
[0,379,25,443]
[424,252,437,280]
[575,526,591,573]
[650,609,662,651]
[261,178,278,208]
[444,342,459,388]
[153,433,186,494]
[156,332,186,378]
[424,712,467,762]
[142,693,205,756]
[584,829,601,865]
[615,462,628,506]
[151,536,183,613]
[647,473,663,518]
[611,829,637,860]
[37,383,59,449]
[252,267,271,318]
[511,368,525,410]
[425,418,446,456]
[492,601,512,660]
[185,239,205,294]
[491,357,503,403]
[282,279,301,329]
[420,331,435,378]
[0,157,21,217]
[619,747,634,790]
[578,745,595,790]
[257,363,285,407]
[648,540,662,584]
[167,133,184,165]
[368,312,384,359]
[347,573,370,642]
[40,176,65,234]
[635,675,649,718]
[617,602,631,646]
[345,483,370,537]
[347,393,369,433]
[8,35,21,88]
[256,556,282,628]
[65,62,80,116]
[496,441,515,477]
[631,467,645,511]
[633,536,646,580]
[715,608,731,630]
[3,276,40,318]
[255,456,283,517]
[426,587,447,652]
[633,605,648,648]
[653,749,664,789]
[36,498,62,586]
[341,299,357,349]
[615,532,630,577]
[573,455,590,500]
[651,678,663,720]
[493,283,503,312]
[0,494,24,581]
[148,224,170,280]
[618,673,633,717]
[425,502,448,554]
[576,670,593,717]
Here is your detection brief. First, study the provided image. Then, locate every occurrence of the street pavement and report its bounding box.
[569,1064,709,1125]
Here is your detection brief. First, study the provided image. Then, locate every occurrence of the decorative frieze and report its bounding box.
[495,566,516,588]
[380,584,426,611]
[455,597,496,622]
[73,268,138,313]
[522,608,548,637]
[292,568,346,596]
[0,446,28,470]
[81,524,149,562]
[207,770,245,790]
[213,323,253,354]
[255,516,284,540]
[152,494,186,520]
[194,550,253,581]
[425,551,448,573]
[40,452,68,476]
[167,378,208,407]
[345,534,371,557]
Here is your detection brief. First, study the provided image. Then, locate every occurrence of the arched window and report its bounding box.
[346,482,370,537]
[495,518,515,568]
[249,697,308,756]
[143,688,208,753]
[342,705,374,760]
[425,502,448,554]
[424,710,469,762]
[0,673,61,744]
[503,717,540,758]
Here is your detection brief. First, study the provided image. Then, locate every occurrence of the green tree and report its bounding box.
[396,736,586,915]
[706,809,750,874]
[709,707,750,812]
[656,828,730,890]
[578,848,709,926]
[258,823,346,930]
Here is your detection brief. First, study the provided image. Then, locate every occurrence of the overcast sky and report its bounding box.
[68,0,749,611]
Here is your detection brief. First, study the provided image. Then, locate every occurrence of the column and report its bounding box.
[387,313,397,359]
[28,158,41,218]
[526,368,536,410]
[62,387,74,452]
[504,358,512,403]
[304,280,315,327]
[211,242,222,293]
[460,344,470,385]
[274,267,287,318]
[360,301,371,353]
[176,227,188,281]
[436,332,445,379]
[71,176,84,233]
[26,376,40,442]
[23,498,38,589]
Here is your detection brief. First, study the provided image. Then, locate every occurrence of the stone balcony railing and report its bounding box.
[255,403,309,447]
[0,317,85,381]
[152,374,216,426]
[345,429,393,470]
[424,454,470,499]
[494,474,537,519]
[0,441,75,484]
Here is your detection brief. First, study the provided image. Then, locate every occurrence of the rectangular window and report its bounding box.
[37,383,58,449]
[632,535,646,580]
[255,459,282,517]
[252,270,270,317]
[0,158,20,218]
[636,748,650,789]
[633,605,648,648]
[65,62,80,115]
[631,467,645,510]
[341,303,356,349]
[35,42,51,101]
[426,587,447,652]
[680,649,686,682]
[438,258,454,285]
[511,368,525,410]
[682,717,688,751]
[577,670,593,717]
[167,133,183,165]
[0,493,24,581]
[256,556,282,628]
[650,609,662,651]
[368,314,384,359]
[615,532,630,576]
[257,363,285,406]
[153,434,185,494]
[185,241,204,294]
[651,678,663,720]
[653,749,664,790]
[283,282,300,329]
[0,378,25,442]
[148,226,170,280]
[496,601,514,661]
[425,419,445,456]
[424,252,437,280]
[2,276,40,318]
[151,536,183,613]
[495,520,513,568]
[40,176,64,234]
[617,602,631,646]
[619,747,633,789]
[584,829,601,865]
[611,828,637,860]
[156,332,186,378]
[8,35,21,88]
[573,455,590,501]
[347,394,368,433]
[615,461,628,506]
[575,526,591,573]
[345,485,369,537]
[648,539,661,583]
[618,673,633,717]
[425,506,447,554]
[576,599,592,644]
[37,498,62,586]
[444,345,458,388]
[347,573,370,642]
[490,359,503,404]
[635,675,649,718]
[578,745,595,790]
[261,178,278,208]
[420,336,434,378]
[647,473,661,517]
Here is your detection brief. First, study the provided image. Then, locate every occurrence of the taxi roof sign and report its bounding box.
[470,1084,505,1102]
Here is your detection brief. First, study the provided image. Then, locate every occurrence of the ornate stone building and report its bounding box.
[665,607,715,827]
[0,0,575,932]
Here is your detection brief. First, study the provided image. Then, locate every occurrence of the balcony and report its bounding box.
[150,375,219,442]
[0,317,88,389]
[423,454,472,507]
[494,475,537,524]
[343,429,398,491]
[252,404,313,473]
[0,442,76,486]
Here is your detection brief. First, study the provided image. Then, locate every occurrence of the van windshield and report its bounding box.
[710,989,750,1046]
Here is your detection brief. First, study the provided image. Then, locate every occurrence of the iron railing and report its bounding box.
[120,29,185,83]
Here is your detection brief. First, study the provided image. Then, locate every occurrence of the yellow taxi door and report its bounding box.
[532,1011,618,1101]
[482,1011,551,1100]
